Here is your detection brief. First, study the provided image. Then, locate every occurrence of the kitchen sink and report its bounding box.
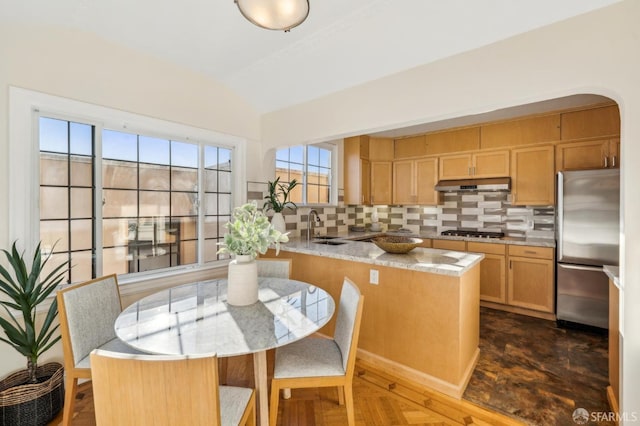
[312,240,347,246]
[313,235,340,240]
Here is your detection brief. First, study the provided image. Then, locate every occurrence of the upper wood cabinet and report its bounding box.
[481,114,561,149]
[393,157,439,205]
[344,136,370,205]
[555,138,620,172]
[511,145,555,206]
[370,161,392,205]
[560,104,620,140]
[439,150,509,180]
[369,137,394,161]
[394,127,479,160]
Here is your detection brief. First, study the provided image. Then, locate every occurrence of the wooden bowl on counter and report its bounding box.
[372,236,423,254]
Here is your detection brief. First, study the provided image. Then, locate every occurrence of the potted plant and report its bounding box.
[218,202,289,306]
[0,241,69,426]
[263,177,298,234]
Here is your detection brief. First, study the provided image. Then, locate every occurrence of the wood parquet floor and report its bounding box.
[49,352,522,426]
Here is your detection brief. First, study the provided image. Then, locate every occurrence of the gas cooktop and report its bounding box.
[440,230,505,239]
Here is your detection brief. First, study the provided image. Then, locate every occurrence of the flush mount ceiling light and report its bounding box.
[235,0,310,32]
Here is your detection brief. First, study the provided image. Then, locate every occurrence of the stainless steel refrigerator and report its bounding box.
[556,168,620,329]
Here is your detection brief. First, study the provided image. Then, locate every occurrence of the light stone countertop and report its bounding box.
[604,265,620,289]
[277,237,484,277]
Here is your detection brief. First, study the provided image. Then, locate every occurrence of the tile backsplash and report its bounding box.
[247,183,554,240]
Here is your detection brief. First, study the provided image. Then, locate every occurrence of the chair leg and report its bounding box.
[62,376,78,426]
[269,380,281,426]
[344,382,355,426]
[218,357,228,385]
[337,385,345,405]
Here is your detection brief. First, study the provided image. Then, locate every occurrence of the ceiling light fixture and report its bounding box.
[235,0,310,32]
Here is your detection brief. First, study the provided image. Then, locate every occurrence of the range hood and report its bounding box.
[435,177,511,192]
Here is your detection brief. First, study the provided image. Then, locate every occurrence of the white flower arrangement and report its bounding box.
[217,202,289,258]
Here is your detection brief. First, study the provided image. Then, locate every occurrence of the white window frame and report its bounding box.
[275,142,338,206]
[9,86,247,282]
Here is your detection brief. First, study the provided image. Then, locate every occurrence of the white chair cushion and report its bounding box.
[274,337,345,379]
[219,385,254,426]
[77,337,145,369]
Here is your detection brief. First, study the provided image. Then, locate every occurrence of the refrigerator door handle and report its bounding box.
[557,172,564,260]
[557,263,604,273]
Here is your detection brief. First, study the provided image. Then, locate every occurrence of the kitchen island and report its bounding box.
[264,237,483,398]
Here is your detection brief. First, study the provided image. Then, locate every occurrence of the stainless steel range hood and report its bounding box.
[435,177,511,192]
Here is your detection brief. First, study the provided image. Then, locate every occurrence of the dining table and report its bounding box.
[114,276,336,426]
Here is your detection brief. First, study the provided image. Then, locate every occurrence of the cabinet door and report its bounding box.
[507,256,555,313]
[361,159,371,205]
[468,242,507,304]
[609,138,620,169]
[439,154,471,180]
[555,139,609,172]
[415,158,439,205]
[392,160,414,205]
[511,145,555,206]
[370,161,392,205]
[473,150,510,177]
[344,137,370,205]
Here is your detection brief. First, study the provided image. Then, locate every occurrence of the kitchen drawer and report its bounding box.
[433,239,466,251]
[467,241,506,255]
[508,245,553,260]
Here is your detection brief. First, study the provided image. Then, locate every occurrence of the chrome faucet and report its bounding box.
[307,209,321,242]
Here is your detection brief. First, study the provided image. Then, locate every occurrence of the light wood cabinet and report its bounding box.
[467,242,506,304]
[433,239,466,251]
[507,245,554,313]
[393,157,439,205]
[394,127,480,159]
[370,161,392,205]
[439,150,509,180]
[394,135,427,159]
[555,138,620,172]
[480,114,561,149]
[344,136,370,205]
[510,145,555,206]
[560,104,620,140]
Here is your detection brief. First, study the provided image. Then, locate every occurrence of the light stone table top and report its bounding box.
[115,277,335,357]
[278,237,484,277]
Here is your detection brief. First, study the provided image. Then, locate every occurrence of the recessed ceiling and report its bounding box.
[2,0,621,113]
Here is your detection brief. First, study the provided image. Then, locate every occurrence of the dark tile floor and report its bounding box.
[464,307,613,426]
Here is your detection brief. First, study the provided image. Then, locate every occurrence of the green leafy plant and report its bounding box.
[0,241,69,383]
[263,177,298,213]
[218,202,289,258]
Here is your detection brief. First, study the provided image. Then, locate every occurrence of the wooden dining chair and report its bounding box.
[256,258,292,278]
[269,277,364,426]
[90,350,255,425]
[56,274,145,426]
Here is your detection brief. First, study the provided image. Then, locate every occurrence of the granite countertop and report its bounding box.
[278,236,483,277]
[604,265,620,289]
[333,230,555,248]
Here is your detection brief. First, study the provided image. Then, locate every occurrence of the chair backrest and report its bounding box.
[57,274,123,368]
[333,277,364,373]
[256,258,292,278]
[90,350,221,426]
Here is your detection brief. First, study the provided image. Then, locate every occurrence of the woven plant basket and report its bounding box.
[0,362,64,426]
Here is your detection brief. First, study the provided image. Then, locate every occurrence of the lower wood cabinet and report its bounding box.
[467,242,506,304]
[507,245,555,313]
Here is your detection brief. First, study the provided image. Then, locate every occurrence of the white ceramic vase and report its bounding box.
[227,254,259,306]
[271,212,287,235]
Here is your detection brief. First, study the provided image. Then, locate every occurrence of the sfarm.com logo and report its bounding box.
[573,407,639,424]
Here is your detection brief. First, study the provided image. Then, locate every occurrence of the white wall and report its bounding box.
[262,0,640,415]
[0,24,261,375]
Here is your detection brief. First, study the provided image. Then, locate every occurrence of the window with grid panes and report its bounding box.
[275,144,333,205]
